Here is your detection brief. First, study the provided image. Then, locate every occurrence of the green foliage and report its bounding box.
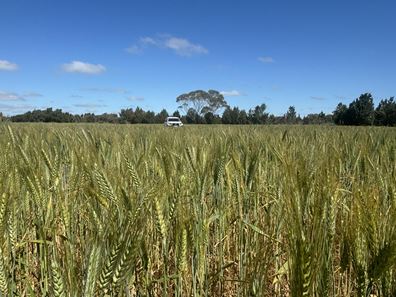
[176,89,228,115]
[333,93,376,126]
[285,105,297,123]
[374,97,396,126]
[4,92,396,126]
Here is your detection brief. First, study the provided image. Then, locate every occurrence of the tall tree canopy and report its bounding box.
[374,97,396,126]
[176,89,228,115]
[347,93,374,125]
[285,106,297,123]
[248,104,268,124]
[333,93,375,126]
[333,103,348,125]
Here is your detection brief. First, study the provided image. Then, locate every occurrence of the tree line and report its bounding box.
[0,92,395,126]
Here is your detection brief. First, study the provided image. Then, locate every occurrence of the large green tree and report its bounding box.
[176,89,228,115]
[285,106,297,124]
[374,97,396,126]
[347,93,375,125]
[333,103,348,125]
[333,93,375,126]
[248,103,268,124]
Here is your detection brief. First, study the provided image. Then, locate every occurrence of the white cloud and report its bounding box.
[0,91,24,101]
[335,95,347,100]
[310,96,326,101]
[74,103,107,108]
[0,91,43,101]
[220,90,242,97]
[81,87,128,94]
[62,61,106,74]
[126,35,208,56]
[258,56,275,63]
[23,92,43,98]
[127,95,144,102]
[0,60,18,71]
[125,45,142,54]
[164,37,208,56]
[0,103,35,114]
[73,103,107,113]
[140,36,157,45]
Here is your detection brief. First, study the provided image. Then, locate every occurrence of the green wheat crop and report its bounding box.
[0,123,395,296]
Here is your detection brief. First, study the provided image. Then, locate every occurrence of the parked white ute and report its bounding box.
[164,116,183,127]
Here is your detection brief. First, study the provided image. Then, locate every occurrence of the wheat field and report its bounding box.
[0,123,395,296]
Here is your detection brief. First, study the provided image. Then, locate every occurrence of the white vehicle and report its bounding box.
[164,116,183,127]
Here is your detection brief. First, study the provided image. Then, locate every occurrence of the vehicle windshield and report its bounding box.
[167,118,180,122]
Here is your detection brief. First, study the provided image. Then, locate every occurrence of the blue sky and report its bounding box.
[0,0,395,116]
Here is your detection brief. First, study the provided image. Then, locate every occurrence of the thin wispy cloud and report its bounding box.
[127,96,145,102]
[0,103,36,114]
[73,103,107,108]
[23,92,43,98]
[310,96,326,101]
[335,95,347,100]
[0,91,43,101]
[125,37,158,54]
[0,91,23,101]
[80,87,129,94]
[125,45,142,54]
[164,37,208,56]
[258,56,275,63]
[0,60,18,71]
[220,90,243,97]
[126,34,208,56]
[140,36,157,46]
[62,61,106,74]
